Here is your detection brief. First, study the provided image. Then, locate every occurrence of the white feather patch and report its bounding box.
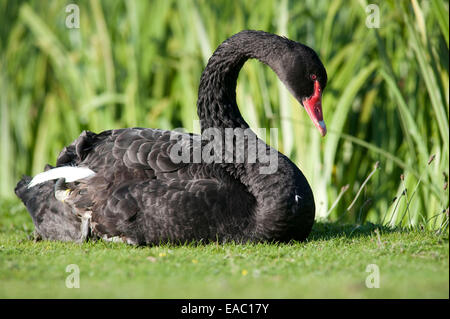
[28,166,96,188]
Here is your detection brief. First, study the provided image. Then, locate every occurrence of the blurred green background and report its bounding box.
[0,0,448,229]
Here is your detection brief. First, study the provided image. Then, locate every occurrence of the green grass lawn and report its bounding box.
[0,199,448,299]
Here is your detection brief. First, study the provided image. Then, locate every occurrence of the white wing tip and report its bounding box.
[27,166,96,188]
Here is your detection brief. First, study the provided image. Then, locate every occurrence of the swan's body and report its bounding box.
[15,30,327,245]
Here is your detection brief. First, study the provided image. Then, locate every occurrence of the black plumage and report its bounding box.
[15,30,327,245]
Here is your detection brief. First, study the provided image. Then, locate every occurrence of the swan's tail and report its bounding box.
[15,167,83,241]
[15,175,35,214]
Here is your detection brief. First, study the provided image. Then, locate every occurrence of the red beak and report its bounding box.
[302,80,327,137]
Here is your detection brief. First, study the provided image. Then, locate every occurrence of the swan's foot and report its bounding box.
[54,178,71,202]
[101,235,125,243]
[101,235,138,245]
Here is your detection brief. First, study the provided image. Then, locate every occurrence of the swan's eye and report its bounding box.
[310,74,317,81]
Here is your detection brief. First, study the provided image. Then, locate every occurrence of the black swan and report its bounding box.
[15,30,327,245]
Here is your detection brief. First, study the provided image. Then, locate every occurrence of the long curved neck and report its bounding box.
[196,31,311,240]
[197,30,290,131]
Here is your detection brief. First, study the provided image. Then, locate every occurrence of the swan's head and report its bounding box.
[274,42,328,136]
